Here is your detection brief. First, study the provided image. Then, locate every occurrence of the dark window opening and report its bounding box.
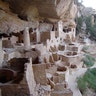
[32,38,34,40]
[18,15,27,21]
[21,40,23,43]
[29,28,33,33]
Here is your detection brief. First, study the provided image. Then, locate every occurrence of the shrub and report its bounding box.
[77,68,96,93]
[83,54,95,67]
[85,16,96,41]
[76,17,83,35]
[82,46,89,52]
[76,15,96,41]
[77,77,87,93]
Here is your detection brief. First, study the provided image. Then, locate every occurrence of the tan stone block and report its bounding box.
[30,33,36,42]
[55,31,59,37]
[72,47,78,51]
[2,40,13,48]
[49,55,54,63]
[52,75,59,84]
[51,89,73,96]
[44,57,47,63]
[48,79,55,89]
[52,53,58,61]
[50,46,57,52]
[32,64,47,85]
[54,83,65,91]
[45,63,51,69]
[62,55,69,63]
[0,84,30,96]
[41,32,50,43]
[46,65,57,75]
[58,45,65,51]
[58,74,65,83]
[56,67,69,83]
[53,72,65,83]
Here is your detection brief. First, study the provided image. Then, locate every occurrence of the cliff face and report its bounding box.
[5,0,75,19]
[0,0,77,33]
[77,2,96,17]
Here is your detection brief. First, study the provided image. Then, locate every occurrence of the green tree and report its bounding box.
[76,17,83,34]
[77,68,96,94]
[85,16,96,40]
[83,54,95,67]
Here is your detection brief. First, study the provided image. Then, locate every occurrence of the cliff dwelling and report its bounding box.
[0,0,96,96]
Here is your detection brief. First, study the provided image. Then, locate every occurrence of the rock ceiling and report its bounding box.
[0,0,77,33]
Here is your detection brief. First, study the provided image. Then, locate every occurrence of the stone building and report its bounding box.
[0,0,83,96]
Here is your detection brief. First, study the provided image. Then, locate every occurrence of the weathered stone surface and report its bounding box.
[0,39,3,67]
[52,53,59,61]
[0,9,38,33]
[61,55,69,63]
[54,83,66,91]
[8,58,28,72]
[41,32,50,42]
[0,0,39,33]
[25,50,40,64]
[0,0,77,33]
[39,23,53,32]
[25,62,37,96]
[51,83,73,96]
[0,84,30,96]
[2,40,13,48]
[46,65,57,75]
[55,72,66,83]
[51,88,73,96]
[8,0,74,19]
[32,64,47,85]
[49,55,54,63]
[52,75,59,84]
[58,44,65,51]
[0,0,78,96]
[36,84,51,96]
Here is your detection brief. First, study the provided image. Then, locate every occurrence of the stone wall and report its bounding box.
[32,64,47,85]
[30,32,37,43]
[0,84,30,96]
[2,40,13,48]
[41,32,50,43]
[25,61,37,96]
[0,39,3,67]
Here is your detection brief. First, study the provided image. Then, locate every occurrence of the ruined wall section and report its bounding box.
[0,39,3,67]
[25,61,37,96]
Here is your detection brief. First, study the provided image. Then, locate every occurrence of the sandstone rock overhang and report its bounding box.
[0,0,77,33]
[5,0,74,19]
